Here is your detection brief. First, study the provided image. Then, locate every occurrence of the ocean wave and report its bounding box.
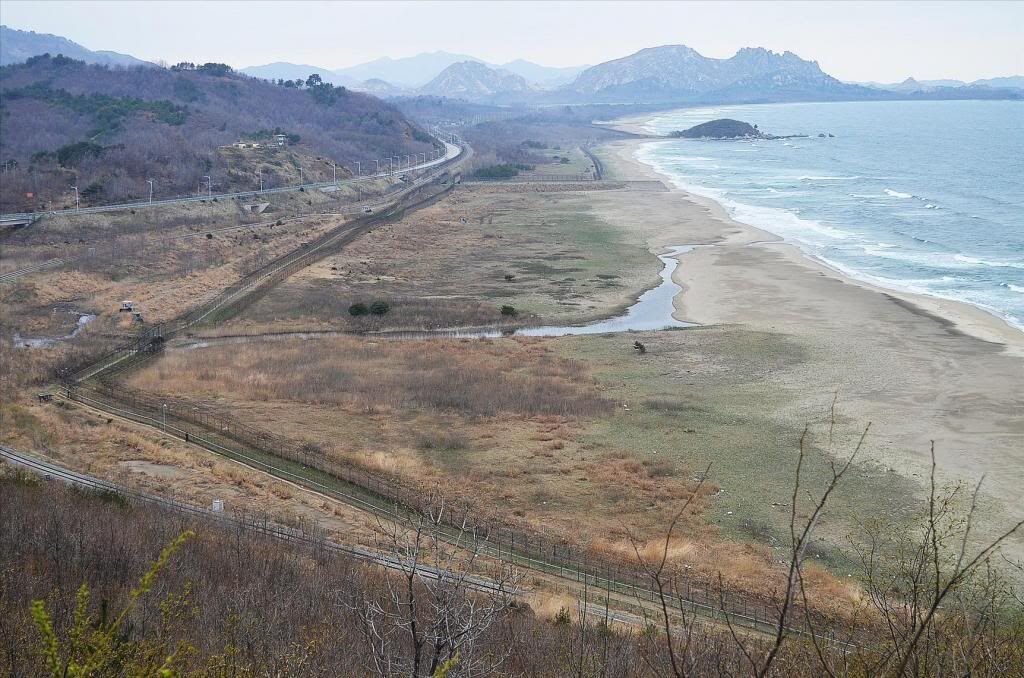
[798,175,861,181]
[884,189,913,199]
[1005,283,1024,294]
[860,246,1024,271]
[954,254,1024,270]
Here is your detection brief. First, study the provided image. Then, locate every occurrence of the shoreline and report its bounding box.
[593,134,1024,552]
[608,135,1024,356]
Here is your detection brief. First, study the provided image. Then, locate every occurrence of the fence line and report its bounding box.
[60,381,850,647]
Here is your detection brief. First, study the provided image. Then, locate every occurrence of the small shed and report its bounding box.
[119,300,134,312]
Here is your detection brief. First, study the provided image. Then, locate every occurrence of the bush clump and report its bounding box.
[500,305,517,317]
[350,301,389,316]
[472,164,519,180]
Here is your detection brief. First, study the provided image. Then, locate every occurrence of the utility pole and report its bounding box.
[354,161,360,176]
[374,159,380,175]
[298,167,303,185]
[71,185,79,211]
[203,175,211,197]
[162,403,167,431]
[328,161,336,184]
[147,179,154,204]
[389,157,393,175]
[257,167,263,192]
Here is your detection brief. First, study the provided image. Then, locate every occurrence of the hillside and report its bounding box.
[0,25,150,68]
[419,61,534,102]
[0,56,436,211]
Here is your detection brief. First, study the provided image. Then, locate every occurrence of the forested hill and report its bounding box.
[0,55,436,211]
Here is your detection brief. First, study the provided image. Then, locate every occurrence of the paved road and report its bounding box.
[0,142,461,223]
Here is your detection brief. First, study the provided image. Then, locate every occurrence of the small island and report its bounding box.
[669,118,808,140]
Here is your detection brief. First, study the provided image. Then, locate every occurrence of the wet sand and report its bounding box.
[598,138,1024,551]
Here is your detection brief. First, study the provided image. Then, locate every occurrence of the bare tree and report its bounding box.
[351,490,522,677]
[855,443,1024,677]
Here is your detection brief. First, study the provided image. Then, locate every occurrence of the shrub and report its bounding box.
[500,305,517,317]
[472,164,519,180]
[369,301,390,316]
[554,606,572,625]
[415,430,469,451]
[348,302,368,316]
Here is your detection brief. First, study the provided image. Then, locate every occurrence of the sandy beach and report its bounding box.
[594,136,1024,552]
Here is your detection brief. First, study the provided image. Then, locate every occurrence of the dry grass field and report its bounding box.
[125,328,890,611]
[213,183,661,334]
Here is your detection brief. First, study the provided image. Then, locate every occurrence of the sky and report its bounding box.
[1,0,1021,82]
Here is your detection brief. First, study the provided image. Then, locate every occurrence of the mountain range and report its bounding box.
[564,45,874,103]
[239,51,588,91]
[858,75,1024,92]
[2,25,1020,107]
[241,46,1022,105]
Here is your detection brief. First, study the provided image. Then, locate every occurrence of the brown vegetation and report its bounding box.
[2,458,1021,677]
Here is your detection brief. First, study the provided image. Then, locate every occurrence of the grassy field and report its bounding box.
[124,320,917,609]
[519,145,595,177]
[214,183,661,334]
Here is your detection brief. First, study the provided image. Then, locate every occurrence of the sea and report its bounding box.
[634,100,1024,331]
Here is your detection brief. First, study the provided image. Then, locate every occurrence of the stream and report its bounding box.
[174,245,696,351]
[13,312,96,349]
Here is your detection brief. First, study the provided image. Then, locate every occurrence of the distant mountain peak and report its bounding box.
[419,61,533,101]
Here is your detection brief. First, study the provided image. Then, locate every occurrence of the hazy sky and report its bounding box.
[2,0,1021,82]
